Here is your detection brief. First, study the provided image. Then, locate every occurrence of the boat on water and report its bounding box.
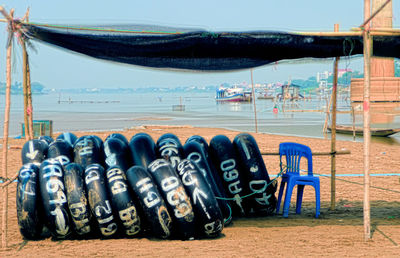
[328,125,400,137]
[257,88,275,100]
[216,87,252,102]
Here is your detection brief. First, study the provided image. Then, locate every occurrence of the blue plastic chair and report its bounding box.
[276,142,320,218]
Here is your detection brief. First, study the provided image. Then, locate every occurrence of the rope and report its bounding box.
[215,165,286,202]
[22,21,184,35]
[316,172,400,194]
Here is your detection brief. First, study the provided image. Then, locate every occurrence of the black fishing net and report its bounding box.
[20,23,400,71]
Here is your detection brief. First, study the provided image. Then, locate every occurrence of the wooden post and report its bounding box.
[1,7,13,249]
[22,41,30,140]
[250,69,258,133]
[331,24,340,210]
[363,0,372,241]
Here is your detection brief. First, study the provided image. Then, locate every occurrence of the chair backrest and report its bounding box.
[279,142,313,176]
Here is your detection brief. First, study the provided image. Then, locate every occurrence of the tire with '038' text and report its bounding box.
[148,159,195,240]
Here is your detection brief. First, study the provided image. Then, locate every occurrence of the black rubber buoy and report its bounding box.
[64,163,91,235]
[105,166,141,236]
[183,140,232,226]
[21,139,48,165]
[148,159,195,240]
[209,135,248,217]
[47,139,73,168]
[105,133,129,147]
[16,163,43,239]
[39,159,71,239]
[126,165,172,239]
[73,136,104,169]
[176,159,223,238]
[129,133,157,168]
[156,133,183,169]
[104,137,132,172]
[56,132,78,147]
[84,163,118,237]
[233,133,277,215]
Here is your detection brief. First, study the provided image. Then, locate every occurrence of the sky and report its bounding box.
[0,0,399,89]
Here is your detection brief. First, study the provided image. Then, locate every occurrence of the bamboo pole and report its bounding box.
[25,12,34,140]
[331,24,340,211]
[1,7,13,249]
[261,150,351,156]
[250,69,258,133]
[22,41,30,140]
[323,93,333,133]
[363,0,372,241]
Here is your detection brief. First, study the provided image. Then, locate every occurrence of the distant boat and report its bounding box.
[328,125,400,137]
[216,87,252,102]
[257,89,275,100]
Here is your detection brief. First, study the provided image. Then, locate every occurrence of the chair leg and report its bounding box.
[282,181,294,218]
[314,181,321,218]
[296,185,305,214]
[276,181,286,214]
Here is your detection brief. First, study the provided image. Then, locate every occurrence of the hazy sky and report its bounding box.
[0,1,399,89]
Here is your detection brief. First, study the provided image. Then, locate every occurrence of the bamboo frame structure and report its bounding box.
[0,0,394,247]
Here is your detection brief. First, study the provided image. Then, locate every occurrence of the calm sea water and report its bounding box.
[1,91,400,145]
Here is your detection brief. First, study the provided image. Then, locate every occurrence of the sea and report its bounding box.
[1,91,400,145]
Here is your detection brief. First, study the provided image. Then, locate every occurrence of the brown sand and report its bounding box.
[1,126,400,257]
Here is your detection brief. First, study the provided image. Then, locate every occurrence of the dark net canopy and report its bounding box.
[21,23,400,71]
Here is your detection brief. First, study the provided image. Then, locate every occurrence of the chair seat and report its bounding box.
[276,142,320,218]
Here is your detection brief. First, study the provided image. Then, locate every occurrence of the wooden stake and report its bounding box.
[250,69,258,133]
[363,0,372,241]
[331,24,340,211]
[1,8,13,249]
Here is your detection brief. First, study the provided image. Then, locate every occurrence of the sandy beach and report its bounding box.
[1,125,400,257]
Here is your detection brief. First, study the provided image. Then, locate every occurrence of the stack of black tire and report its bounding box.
[16,132,277,240]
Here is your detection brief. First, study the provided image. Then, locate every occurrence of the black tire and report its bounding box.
[148,159,195,240]
[105,166,141,236]
[84,163,118,237]
[183,140,232,226]
[56,132,78,147]
[185,135,209,152]
[156,133,183,169]
[176,159,223,238]
[64,163,92,235]
[47,139,74,168]
[233,133,277,215]
[16,163,43,239]
[129,133,157,168]
[105,133,129,147]
[21,139,48,165]
[74,136,104,169]
[126,166,172,239]
[209,135,248,217]
[39,135,54,145]
[39,159,71,239]
[104,138,132,172]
